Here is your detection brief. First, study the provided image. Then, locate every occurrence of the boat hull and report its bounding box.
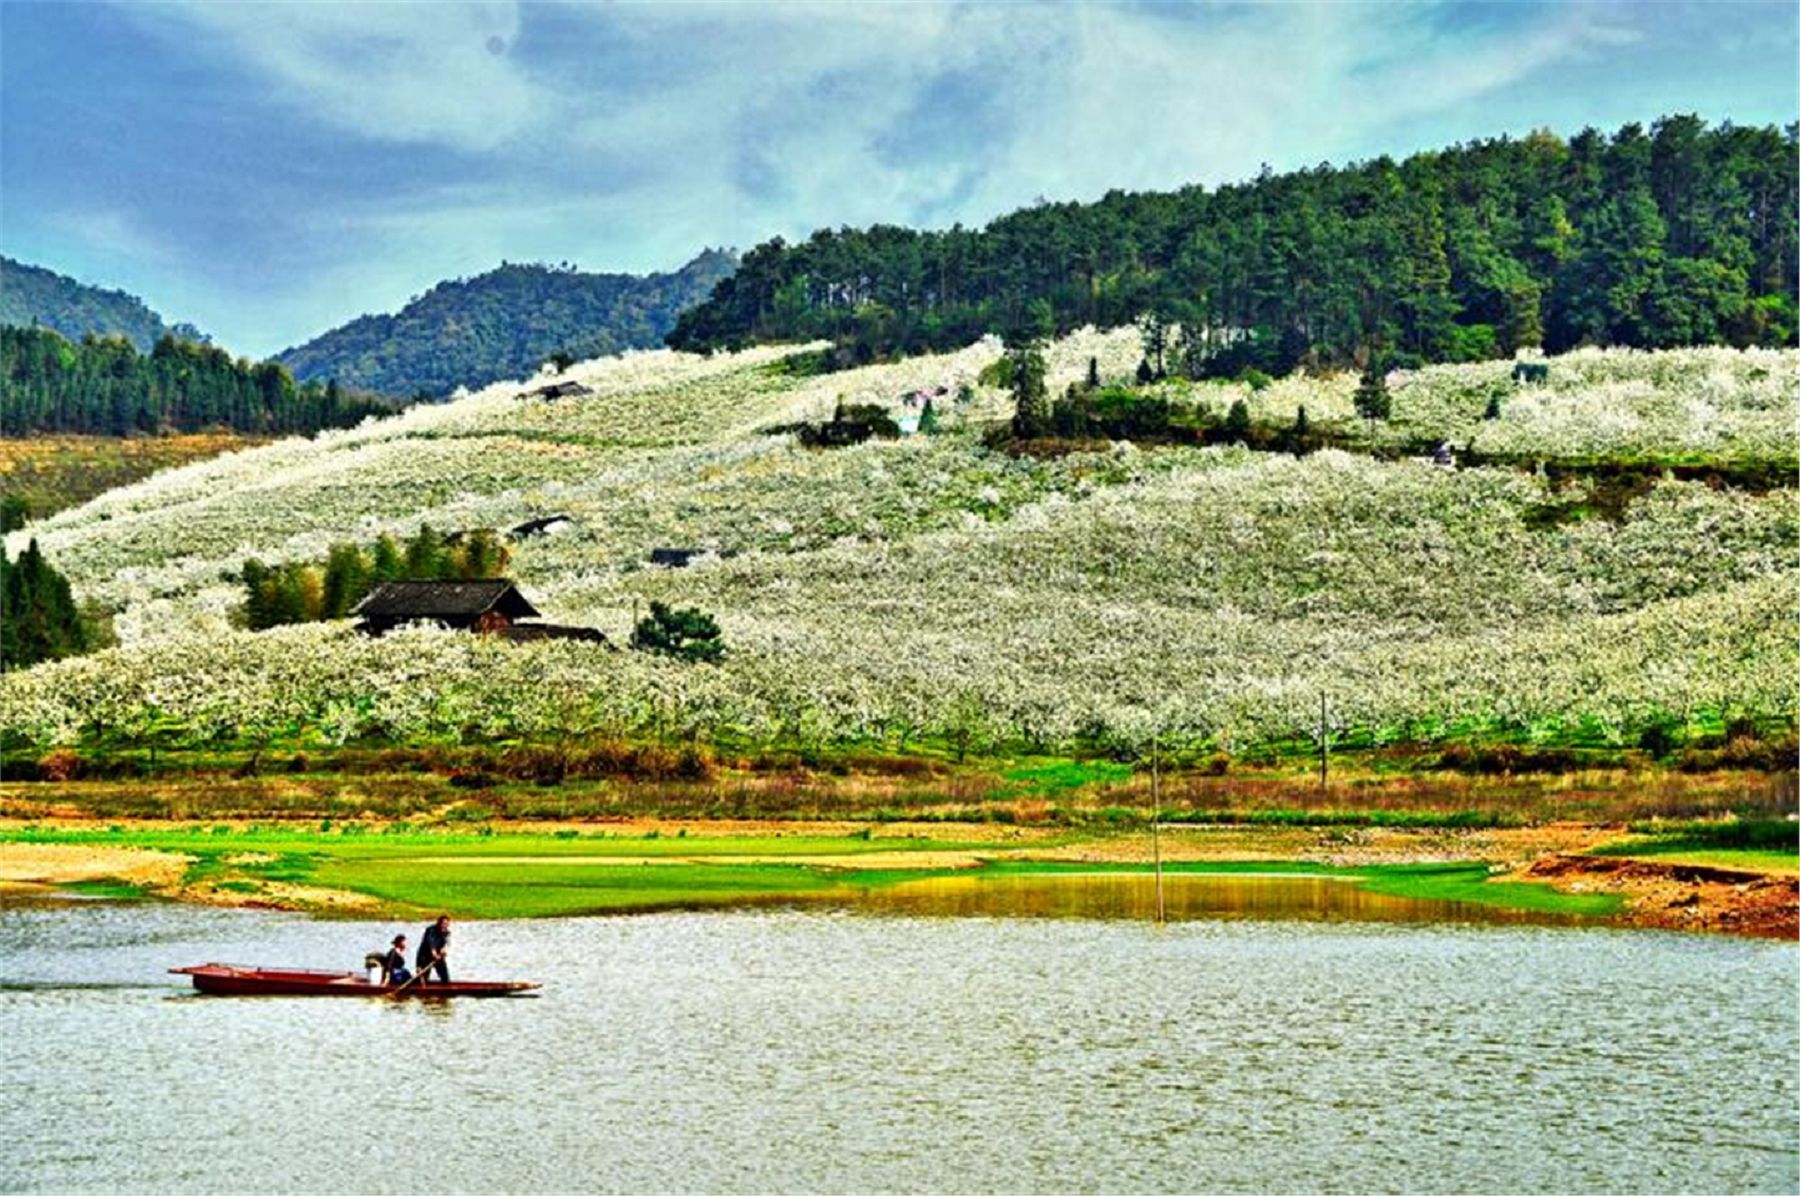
[170,964,538,998]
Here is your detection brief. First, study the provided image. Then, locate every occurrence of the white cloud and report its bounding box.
[85,0,1676,352]
[119,0,539,152]
[50,207,181,266]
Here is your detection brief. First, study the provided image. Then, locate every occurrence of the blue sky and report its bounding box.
[2,1,1794,357]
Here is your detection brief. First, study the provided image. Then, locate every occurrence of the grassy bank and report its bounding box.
[4,738,1793,828]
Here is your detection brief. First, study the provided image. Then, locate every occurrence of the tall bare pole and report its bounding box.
[1319,693,1329,791]
[1151,732,1164,924]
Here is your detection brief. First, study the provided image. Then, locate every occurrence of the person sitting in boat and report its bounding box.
[416,915,451,985]
[381,934,411,986]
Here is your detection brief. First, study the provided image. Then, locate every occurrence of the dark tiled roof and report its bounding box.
[511,514,574,537]
[527,381,592,399]
[499,623,609,644]
[352,580,540,620]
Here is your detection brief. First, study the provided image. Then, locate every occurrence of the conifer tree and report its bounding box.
[1,540,87,667]
[321,544,371,618]
[1007,338,1050,439]
[1354,360,1392,425]
[1225,398,1252,441]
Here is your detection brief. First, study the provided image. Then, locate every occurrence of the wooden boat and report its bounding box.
[170,963,539,998]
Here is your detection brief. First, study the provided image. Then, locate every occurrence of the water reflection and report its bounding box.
[842,871,1566,925]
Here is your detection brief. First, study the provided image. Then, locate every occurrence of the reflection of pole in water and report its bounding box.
[1151,732,1164,924]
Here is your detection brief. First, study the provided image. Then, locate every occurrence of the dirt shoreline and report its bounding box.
[0,818,1792,938]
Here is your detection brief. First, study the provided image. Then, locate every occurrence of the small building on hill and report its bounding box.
[511,514,575,538]
[353,579,540,636]
[521,381,592,401]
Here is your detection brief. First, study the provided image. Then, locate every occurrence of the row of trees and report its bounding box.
[241,526,508,630]
[670,116,1797,374]
[1009,343,1327,447]
[0,326,388,437]
[1,541,87,668]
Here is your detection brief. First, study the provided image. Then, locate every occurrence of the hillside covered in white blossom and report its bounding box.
[4,331,1794,754]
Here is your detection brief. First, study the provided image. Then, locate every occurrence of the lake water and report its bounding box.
[1,887,1794,1194]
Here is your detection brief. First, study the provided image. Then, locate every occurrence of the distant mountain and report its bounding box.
[0,256,209,351]
[277,249,738,398]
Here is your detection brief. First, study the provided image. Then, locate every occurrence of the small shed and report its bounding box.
[520,381,592,402]
[511,514,575,538]
[353,580,540,636]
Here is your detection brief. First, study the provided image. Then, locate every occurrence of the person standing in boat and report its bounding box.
[416,915,451,985]
[381,934,411,986]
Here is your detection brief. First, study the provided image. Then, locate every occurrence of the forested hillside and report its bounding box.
[0,257,208,352]
[278,249,737,397]
[670,116,1797,371]
[0,327,386,437]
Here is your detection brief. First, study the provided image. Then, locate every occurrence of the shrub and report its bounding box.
[37,747,81,782]
[1636,720,1680,758]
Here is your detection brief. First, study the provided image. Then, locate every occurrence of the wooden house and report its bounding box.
[352,580,540,636]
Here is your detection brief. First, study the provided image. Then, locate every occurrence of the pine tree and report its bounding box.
[241,560,274,630]
[1225,398,1252,441]
[451,529,508,579]
[404,525,446,578]
[1,539,86,667]
[321,544,371,618]
[1007,339,1050,439]
[371,535,403,581]
[1354,360,1392,424]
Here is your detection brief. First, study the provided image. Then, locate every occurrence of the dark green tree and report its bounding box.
[1224,398,1252,440]
[1354,361,1392,424]
[0,495,28,533]
[320,544,372,619]
[918,399,940,434]
[1007,338,1050,439]
[631,601,725,663]
[1,539,88,667]
[371,535,403,581]
[403,525,448,579]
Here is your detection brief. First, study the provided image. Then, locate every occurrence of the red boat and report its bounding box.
[170,963,539,998]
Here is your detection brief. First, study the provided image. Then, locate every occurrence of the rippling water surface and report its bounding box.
[1,891,1794,1194]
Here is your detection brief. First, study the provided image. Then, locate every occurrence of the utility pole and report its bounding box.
[1319,693,1329,792]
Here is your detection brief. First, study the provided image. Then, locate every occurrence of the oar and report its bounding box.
[385,951,444,1000]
